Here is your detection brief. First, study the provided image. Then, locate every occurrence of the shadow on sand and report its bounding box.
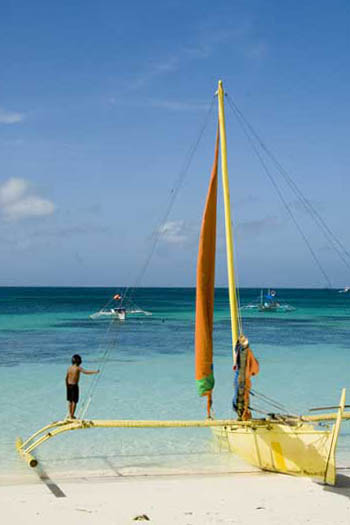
[323,473,350,500]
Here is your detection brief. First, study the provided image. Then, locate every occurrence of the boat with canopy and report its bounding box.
[242,289,295,312]
[16,81,350,485]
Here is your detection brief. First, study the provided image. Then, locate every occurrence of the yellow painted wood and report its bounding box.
[271,441,287,472]
[18,418,258,459]
[217,80,239,359]
[324,388,346,485]
[21,421,64,449]
[303,410,350,422]
[16,437,38,468]
[212,422,335,483]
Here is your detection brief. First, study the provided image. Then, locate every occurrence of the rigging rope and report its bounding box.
[250,389,298,417]
[226,94,332,288]
[250,405,297,422]
[122,97,216,307]
[227,96,350,273]
[77,319,121,419]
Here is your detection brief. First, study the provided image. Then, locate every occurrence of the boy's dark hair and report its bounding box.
[72,354,82,365]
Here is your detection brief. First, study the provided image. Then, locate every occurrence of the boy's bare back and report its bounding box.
[66,364,81,385]
[66,362,100,386]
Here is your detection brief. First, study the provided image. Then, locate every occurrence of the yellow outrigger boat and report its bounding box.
[16,81,349,485]
[16,403,350,485]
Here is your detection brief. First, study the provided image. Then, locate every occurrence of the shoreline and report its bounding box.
[0,468,263,488]
[0,461,262,487]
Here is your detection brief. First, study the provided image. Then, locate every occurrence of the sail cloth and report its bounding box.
[195,130,219,415]
[233,342,259,420]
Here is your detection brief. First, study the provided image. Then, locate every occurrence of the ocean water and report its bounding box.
[1,287,350,481]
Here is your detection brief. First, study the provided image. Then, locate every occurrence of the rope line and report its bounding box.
[227,96,350,272]
[251,389,298,417]
[250,404,298,422]
[77,319,121,419]
[123,97,216,306]
[226,95,333,288]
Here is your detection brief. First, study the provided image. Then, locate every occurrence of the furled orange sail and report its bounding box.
[195,129,219,417]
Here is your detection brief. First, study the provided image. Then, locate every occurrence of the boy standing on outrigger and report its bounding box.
[66,354,99,419]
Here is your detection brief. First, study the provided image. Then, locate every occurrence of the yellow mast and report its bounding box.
[217,80,239,360]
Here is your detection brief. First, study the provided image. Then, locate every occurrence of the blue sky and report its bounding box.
[1,0,350,287]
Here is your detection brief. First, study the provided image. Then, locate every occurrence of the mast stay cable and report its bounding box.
[122,97,216,307]
[226,94,333,288]
[77,320,120,419]
[227,96,350,274]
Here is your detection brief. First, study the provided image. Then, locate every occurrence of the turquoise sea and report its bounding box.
[1,287,350,481]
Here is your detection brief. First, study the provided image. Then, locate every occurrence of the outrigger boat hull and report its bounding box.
[212,421,335,483]
[212,388,346,485]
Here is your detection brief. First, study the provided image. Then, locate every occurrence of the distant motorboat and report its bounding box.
[90,304,152,321]
[242,289,295,312]
[90,290,152,321]
[338,287,350,294]
[90,307,126,320]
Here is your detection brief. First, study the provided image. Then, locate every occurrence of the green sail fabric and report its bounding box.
[196,372,215,397]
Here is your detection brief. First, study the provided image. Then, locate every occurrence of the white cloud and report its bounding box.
[159,220,197,245]
[0,108,25,124]
[0,178,55,221]
[0,178,27,204]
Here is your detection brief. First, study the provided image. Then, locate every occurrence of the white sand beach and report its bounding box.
[2,470,350,525]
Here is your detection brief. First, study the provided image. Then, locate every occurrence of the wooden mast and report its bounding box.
[217,80,239,360]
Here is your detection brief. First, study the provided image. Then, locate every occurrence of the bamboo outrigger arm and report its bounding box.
[16,409,350,469]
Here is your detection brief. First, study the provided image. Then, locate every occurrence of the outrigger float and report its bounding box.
[16,81,350,485]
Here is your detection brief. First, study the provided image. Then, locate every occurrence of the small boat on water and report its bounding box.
[90,293,152,320]
[258,289,280,311]
[242,289,295,312]
[338,287,350,294]
[90,307,126,320]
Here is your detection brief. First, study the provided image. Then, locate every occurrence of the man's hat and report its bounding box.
[239,335,249,348]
